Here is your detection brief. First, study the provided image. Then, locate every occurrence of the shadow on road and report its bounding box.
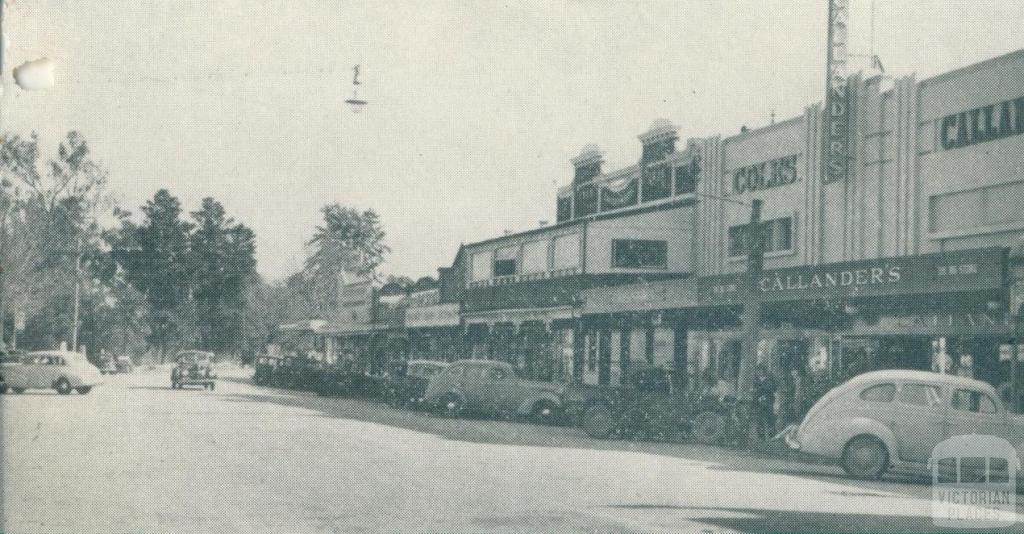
[600,504,944,533]
[214,375,943,496]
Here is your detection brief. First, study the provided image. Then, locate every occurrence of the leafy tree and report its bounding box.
[190,198,256,353]
[110,189,193,360]
[0,131,109,351]
[303,205,389,315]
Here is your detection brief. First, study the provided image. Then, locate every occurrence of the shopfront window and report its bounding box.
[612,239,668,269]
[728,217,793,258]
[493,246,518,277]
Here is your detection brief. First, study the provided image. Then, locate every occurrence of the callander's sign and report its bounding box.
[699,247,1006,304]
[940,96,1024,150]
[823,0,850,184]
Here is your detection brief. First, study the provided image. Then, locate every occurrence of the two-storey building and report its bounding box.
[457,120,697,382]
[582,49,1024,417]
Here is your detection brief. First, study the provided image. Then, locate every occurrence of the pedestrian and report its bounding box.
[753,364,777,441]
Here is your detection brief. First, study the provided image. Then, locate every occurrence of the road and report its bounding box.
[3,365,1022,533]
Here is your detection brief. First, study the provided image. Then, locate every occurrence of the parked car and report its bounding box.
[423,360,564,424]
[563,364,733,442]
[315,363,387,398]
[783,369,1024,480]
[96,354,118,375]
[170,350,217,390]
[252,355,281,386]
[383,359,449,408]
[0,350,103,394]
[114,355,134,373]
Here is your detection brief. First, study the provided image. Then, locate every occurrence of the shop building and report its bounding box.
[583,49,1024,415]
[458,120,699,381]
[403,286,462,362]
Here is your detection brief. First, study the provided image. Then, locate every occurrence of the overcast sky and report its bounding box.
[4,1,1023,282]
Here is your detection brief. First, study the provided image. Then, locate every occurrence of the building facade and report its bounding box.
[585,48,1024,418]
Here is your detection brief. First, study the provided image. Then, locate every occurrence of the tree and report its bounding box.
[109,189,193,360]
[303,205,389,316]
[0,131,110,351]
[190,198,256,354]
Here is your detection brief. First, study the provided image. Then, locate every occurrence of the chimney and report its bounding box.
[571,144,603,185]
[638,119,678,165]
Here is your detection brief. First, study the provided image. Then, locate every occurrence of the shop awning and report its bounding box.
[462,306,575,326]
[582,278,698,315]
[316,322,392,336]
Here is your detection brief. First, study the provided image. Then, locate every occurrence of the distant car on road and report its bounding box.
[384,359,449,408]
[114,355,134,374]
[96,354,117,375]
[423,360,564,424]
[170,350,216,390]
[783,369,1024,480]
[0,350,103,395]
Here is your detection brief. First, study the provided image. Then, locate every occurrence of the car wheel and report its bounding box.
[530,400,561,425]
[55,378,72,395]
[582,404,615,439]
[692,411,727,445]
[437,394,463,418]
[11,387,26,394]
[75,386,92,395]
[842,435,889,480]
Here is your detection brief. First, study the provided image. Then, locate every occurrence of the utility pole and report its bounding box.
[735,198,764,442]
[71,236,81,352]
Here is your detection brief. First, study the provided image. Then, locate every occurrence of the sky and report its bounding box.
[3,1,1023,282]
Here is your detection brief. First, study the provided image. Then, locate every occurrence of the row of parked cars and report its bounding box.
[252,355,737,438]
[255,355,1024,482]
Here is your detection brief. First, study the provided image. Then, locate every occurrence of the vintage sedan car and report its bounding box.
[114,355,134,373]
[0,350,103,394]
[170,350,217,390]
[784,369,1024,480]
[423,360,564,424]
[252,355,281,386]
[383,359,449,408]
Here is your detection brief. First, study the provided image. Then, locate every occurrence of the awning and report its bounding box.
[462,306,575,326]
[277,320,326,333]
[316,322,392,336]
[582,278,698,315]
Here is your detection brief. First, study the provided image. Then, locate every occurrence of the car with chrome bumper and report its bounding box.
[782,369,1024,480]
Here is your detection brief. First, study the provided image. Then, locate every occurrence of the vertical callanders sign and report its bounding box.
[823,0,849,184]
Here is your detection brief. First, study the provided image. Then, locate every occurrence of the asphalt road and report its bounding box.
[3,365,1022,533]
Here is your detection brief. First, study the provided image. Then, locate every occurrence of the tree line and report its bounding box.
[0,130,394,362]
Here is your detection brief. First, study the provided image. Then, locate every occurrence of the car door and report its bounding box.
[23,356,48,388]
[483,366,518,415]
[461,365,491,410]
[893,381,946,463]
[947,387,1004,439]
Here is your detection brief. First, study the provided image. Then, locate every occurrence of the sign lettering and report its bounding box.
[823,0,849,184]
[732,154,799,194]
[940,96,1024,150]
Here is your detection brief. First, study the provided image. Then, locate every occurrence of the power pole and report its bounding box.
[735,198,764,442]
[71,236,81,352]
